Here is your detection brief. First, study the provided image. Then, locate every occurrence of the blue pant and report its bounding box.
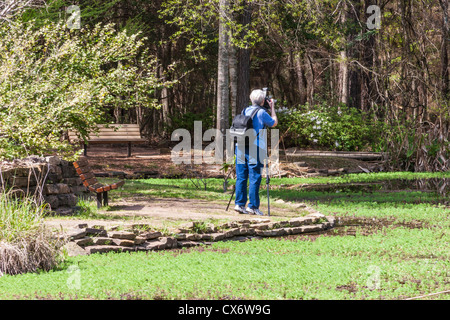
[235,152,264,209]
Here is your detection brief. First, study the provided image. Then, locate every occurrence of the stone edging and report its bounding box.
[61,212,336,256]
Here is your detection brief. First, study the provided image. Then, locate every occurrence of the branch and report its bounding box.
[0,0,47,24]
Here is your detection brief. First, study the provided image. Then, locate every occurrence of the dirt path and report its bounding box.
[44,197,307,232]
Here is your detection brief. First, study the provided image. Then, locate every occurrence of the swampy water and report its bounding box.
[296,178,450,196]
[280,177,447,241]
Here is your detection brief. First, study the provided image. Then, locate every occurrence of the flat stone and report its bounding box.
[77,223,88,229]
[62,242,87,257]
[68,229,86,240]
[210,233,225,241]
[238,228,254,236]
[174,233,187,240]
[134,236,146,245]
[199,234,212,241]
[141,231,162,240]
[289,227,305,235]
[160,237,178,249]
[74,237,94,247]
[45,183,70,195]
[112,239,135,247]
[252,223,270,230]
[268,221,289,229]
[222,221,239,228]
[92,237,115,245]
[255,228,288,237]
[224,228,240,238]
[288,219,303,227]
[323,222,332,229]
[109,231,136,240]
[326,216,336,227]
[44,195,59,209]
[301,224,323,233]
[85,228,107,237]
[141,240,166,251]
[186,234,201,241]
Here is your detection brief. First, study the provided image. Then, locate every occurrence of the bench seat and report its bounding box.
[73,157,125,208]
[68,124,146,157]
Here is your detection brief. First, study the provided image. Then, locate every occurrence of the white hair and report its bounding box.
[250,89,266,106]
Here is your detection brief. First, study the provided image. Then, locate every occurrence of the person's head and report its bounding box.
[250,89,266,106]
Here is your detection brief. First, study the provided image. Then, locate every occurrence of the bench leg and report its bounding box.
[84,143,87,156]
[127,142,132,157]
[103,191,109,207]
[96,192,103,208]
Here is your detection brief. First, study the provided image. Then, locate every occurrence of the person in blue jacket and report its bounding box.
[234,89,278,215]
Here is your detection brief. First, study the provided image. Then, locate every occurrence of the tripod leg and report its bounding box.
[226,187,235,211]
[265,159,270,216]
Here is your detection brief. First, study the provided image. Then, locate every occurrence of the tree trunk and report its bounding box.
[236,2,252,114]
[217,0,230,154]
[229,41,238,118]
[338,1,349,106]
[295,53,307,105]
[439,0,449,100]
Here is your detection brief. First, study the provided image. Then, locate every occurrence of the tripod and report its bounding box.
[225,158,271,216]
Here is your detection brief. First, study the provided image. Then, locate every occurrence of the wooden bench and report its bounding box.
[73,157,125,208]
[68,124,146,157]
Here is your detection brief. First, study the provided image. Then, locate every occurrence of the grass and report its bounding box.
[1,171,450,299]
[0,227,449,299]
[0,191,46,243]
[0,191,63,275]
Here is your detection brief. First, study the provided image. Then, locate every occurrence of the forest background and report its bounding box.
[0,0,449,172]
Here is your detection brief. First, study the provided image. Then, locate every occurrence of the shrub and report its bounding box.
[0,19,173,160]
[276,103,381,151]
[0,191,64,275]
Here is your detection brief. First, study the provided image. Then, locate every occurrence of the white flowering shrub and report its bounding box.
[276,103,380,151]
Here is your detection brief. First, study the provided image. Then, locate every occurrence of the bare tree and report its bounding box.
[0,0,46,24]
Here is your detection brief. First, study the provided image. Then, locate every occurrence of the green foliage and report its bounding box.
[0,191,47,243]
[74,198,102,219]
[377,115,450,172]
[167,109,214,134]
[277,103,381,151]
[0,19,173,160]
[159,0,263,61]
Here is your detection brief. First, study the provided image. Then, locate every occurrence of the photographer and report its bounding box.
[234,89,278,215]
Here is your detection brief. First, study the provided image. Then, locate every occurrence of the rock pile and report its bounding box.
[0,156,89,215]
[61,212,336,256]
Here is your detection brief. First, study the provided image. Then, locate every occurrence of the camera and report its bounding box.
[262,87,276,110]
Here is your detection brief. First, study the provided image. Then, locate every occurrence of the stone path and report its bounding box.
[60,211,336,256]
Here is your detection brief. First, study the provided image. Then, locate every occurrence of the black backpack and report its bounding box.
[229,106,262,139]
